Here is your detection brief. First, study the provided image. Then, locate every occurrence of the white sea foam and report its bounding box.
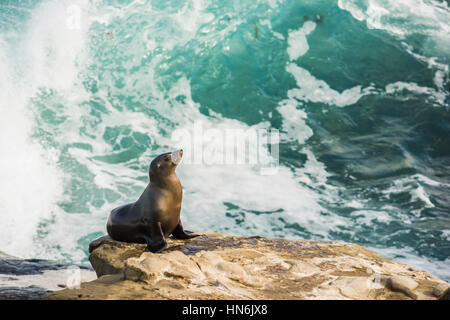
[20,0,90,91]
[368,245,450,282]
[339,0,450,106]
[277,99,313,144]
[285,4,448,109]
[287,21,316,61]
[381,175,436,218]
[260,19,285,40]
[286,63,376,107]
[385,81,447,106]
[401,42,449,100]
[283,1,449,109]
[285,20,376,107]
[350,210,392,225]
[0,73,63,257]
[0,0,94,259]
[173,0,215,35]
[412,173,450,188]
[339,0,450,40]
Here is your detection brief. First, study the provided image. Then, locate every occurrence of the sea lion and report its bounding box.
[106,149,198,253]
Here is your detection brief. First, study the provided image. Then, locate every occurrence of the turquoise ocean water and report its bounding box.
[0,0,449,281]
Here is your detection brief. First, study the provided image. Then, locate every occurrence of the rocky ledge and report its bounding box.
[47,232,449,300]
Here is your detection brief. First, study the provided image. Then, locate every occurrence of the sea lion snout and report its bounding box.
[171,149,183,165]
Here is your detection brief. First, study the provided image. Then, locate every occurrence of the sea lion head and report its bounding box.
[149,149,183,180]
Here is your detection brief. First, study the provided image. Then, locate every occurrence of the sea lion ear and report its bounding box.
[157,163,161,169]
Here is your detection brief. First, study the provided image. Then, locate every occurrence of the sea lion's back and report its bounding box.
[107,203,135,239]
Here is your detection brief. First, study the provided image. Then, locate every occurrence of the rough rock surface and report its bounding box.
[433,282,450,298]
[47,232,448,300]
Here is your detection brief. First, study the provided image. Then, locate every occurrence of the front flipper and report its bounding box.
[144,222,167,253]
[171,221,200,239]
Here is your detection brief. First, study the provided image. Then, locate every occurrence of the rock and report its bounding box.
[124,251,203,284]
[0,258,70,275]
[386,275,418,299]
[438,286,450,300]
[0,285,51,300]
[47,232,446,300]
[433,282,450,298]
[88,235,111,253]
[88,237,146,277]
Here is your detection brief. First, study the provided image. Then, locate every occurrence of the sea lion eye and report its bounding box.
[165,157,170,161]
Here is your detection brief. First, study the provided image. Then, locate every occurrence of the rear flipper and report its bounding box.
[171,221,200,239]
